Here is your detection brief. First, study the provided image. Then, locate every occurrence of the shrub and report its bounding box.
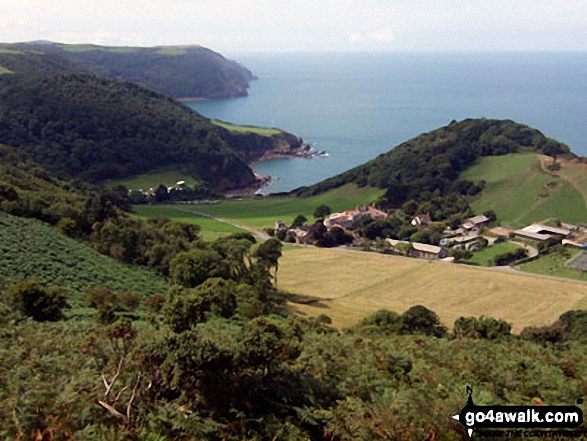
[401,305,446,337]
[7,279,68,321]
[358,309,402,335]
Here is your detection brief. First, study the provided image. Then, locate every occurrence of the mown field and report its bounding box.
[461,153,587,228]
[466,241,523,266]
[279,247,587,332]
[0,212,169,308]
[190,183,384,229]
[107,166,199,190]
[212,119,282,136]
[131,204,247,241]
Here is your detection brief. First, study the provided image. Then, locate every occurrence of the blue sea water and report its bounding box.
[187,52,587,194]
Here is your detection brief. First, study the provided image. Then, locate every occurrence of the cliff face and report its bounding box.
[1,42,255,100]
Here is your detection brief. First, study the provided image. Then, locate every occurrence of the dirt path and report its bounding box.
[171,206,272,241]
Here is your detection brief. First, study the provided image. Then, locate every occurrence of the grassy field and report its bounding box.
[279,247,587,332]
[132,205,247,241]
[59,44,140,53]
[156,47,188,56]
[0,66,13,75]
[518,248,587,281]
[191,184,384,229]
[557,157,587,209]
[0,48,24,54]
[461,153,587,228]
[212,119,282,136]
[0,212,169,308]
[466,241,523,266]
[107,166,199,190]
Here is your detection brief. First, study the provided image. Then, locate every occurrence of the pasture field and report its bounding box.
[0,212,169,307]
[59,44,140,53]
[466,241,523,266]
[211,119,282,136]
[0,66,12,75]
[557,157,587,209]
[132,204,247,241]
[191,183,384,229]
[279,247,587,332]
[156,47,188,55]
[107,166,199,190]
[0,48,24,54]
[518,248,587,281]
[461,153,587,228]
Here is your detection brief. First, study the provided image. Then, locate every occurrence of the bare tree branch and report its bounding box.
[98,400,128,424]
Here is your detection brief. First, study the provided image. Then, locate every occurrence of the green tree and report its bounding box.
[169,249,229,288]
[7,279,68,321]
[290,214,307,229]
[313,204,332,220]
[401,305,446,337]
[238,317,302,375]
[254,238,283,288]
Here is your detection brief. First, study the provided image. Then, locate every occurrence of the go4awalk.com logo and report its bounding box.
[452,386,584,438]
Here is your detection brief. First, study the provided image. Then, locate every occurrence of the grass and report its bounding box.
[106,166,199,190]
[212,119,282,137]
[59,44,140,53]
[156,47,188,56]
[518,248,587,281]
[460,153,587,228]
[131,205,247,241]
[0,48,24,54]
[279,247,587,332]
[0,66,13,75]
[0,211,169,308]
[557,157,587,211]
[190,184,385,229]
[466,241,523,266]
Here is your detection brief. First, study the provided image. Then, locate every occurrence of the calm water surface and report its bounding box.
[188,52,587,194]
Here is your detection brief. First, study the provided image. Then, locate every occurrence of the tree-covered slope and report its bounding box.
[2,42,255,99]
[0,71,258,188]
[294,119,571,209]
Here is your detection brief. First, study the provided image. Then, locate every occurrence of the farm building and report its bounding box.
[462,214,490,231]
[386,239,446,260]
[514,223,571,242]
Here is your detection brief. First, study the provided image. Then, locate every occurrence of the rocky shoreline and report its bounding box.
[224,144,327,198]
[252,143,327,164]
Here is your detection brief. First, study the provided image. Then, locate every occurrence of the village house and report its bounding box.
[324,204,387,230]
[411,212,432,228]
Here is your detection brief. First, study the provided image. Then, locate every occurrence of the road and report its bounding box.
[171,206,584,284]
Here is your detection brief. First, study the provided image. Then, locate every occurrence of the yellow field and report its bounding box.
[279,247,587,333]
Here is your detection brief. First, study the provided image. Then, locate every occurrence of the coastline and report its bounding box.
[250,143,327,165]
[223,144,327,198]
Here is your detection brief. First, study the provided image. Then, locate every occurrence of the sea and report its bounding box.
[187,52,587,194]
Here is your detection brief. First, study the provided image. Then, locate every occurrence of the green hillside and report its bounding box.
[1,41,255,99]
[0,211,169,307]
[0,46,81,74]
[295,119,570,213]
[461,153,587,227]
